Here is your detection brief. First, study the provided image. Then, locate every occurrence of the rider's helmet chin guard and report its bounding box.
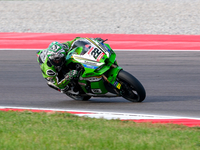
[47,41,66,70]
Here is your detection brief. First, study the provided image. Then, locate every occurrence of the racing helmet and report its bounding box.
[47,41,66,68]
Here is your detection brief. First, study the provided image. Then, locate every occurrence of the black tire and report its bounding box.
[117,70,146,102]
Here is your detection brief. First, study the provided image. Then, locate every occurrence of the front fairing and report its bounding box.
[66,38,117,77]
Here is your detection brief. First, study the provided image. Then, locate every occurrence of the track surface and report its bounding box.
[1,50,200,118]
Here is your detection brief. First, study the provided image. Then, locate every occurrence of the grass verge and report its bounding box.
[0,111,200,150]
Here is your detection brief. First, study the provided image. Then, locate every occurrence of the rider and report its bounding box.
[37,37,105,94]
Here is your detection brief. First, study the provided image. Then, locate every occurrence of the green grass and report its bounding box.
[0,111,200,150]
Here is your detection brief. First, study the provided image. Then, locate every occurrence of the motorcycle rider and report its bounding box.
[37,37,105,94]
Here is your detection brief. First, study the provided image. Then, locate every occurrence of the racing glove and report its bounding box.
[65,70,78,80]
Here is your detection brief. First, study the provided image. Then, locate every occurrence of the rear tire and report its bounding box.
[117,70,146,102]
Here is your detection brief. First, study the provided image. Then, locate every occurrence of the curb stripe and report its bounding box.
[0,106,199,127]
[1,33,200,50]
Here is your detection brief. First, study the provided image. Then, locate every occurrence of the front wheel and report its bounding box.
[117,70,146,102]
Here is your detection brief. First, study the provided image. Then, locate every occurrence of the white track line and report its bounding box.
[0,106,200,120]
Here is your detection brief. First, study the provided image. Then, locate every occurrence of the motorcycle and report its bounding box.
[62,37,146,102]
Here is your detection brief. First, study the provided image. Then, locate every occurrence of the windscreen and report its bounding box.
[71,40,91,55]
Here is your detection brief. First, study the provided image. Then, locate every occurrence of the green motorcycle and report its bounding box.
[64,38,146,102]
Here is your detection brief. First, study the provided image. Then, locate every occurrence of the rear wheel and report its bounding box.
[117,70,146,102]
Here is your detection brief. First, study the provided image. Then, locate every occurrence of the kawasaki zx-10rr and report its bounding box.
[64,38,146,102]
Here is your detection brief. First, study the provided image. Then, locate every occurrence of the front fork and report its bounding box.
[103,64,123,92]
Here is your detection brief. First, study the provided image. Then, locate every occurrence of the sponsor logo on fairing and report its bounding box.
[84,61,98,66]
[83,64,98,69]
[97,52,105,62]
[114,81,121,89]
[87,47,94,55]
[78,82,87,86]
[91,89,102,93]
[46,70,56,76]
[80,76,102,82]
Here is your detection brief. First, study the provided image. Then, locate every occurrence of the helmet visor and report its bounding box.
[49,53,65,67]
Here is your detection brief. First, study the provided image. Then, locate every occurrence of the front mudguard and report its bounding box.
[105,66,122,89]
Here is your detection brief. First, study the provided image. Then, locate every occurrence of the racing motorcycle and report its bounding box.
[63,38,146,102]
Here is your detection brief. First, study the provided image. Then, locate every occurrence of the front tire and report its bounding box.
[117,70,146,102]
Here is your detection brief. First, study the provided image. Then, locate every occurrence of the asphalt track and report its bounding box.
[1,50,200,118]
